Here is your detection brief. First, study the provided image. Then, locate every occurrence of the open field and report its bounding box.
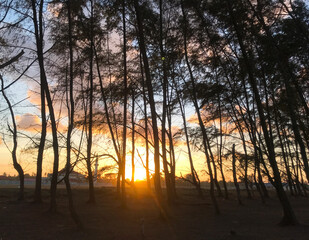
[0,187,309,240]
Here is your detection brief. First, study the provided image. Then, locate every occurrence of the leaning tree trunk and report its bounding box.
[1,75,24,200]
[94,43,122,193]
[181,0,220,214]
[174,81,203,198]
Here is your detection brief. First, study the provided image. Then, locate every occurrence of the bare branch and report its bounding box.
[0,50,24,69]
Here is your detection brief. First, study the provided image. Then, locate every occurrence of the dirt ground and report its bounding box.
[0,187,308,240]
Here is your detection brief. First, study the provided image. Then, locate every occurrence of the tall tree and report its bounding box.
[86,0,95,204]
[31,0,60,212]
[159,0,174,204]
[63,0,83,228]
[121,0,127,207]
[0,74,24,200]
[133,0,163,208]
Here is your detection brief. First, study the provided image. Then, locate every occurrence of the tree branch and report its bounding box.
[0,50,24,69]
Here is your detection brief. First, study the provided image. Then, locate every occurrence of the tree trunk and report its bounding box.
[159,0,173,204]
[1,75,24,201]
[63,0,83,228]
[34,82,46,203]
[86,0,95,204]
[134,0,163,208]
[121,0,128,208]
[217,95,228,199]
[139,52,151,190]
[31,0,59,212]
[176,84,203,198]
[181,0,220,214]
[232,144,242,205]
[131,88,135,187]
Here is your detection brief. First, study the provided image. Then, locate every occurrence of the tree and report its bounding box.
[30,0,60,212]
[121,0,127,207]
[181,0,220,214]
[63,0,83,228]
[1,72,24,200]
[232,144,242,205]
[133,0,164,211]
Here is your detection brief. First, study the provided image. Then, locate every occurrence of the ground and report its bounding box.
[0,187,309,240]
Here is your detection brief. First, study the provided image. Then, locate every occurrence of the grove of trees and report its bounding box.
[0,0,308,227]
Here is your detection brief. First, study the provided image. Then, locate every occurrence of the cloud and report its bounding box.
[16,113,41,132]
[16,113,67,134]
[25,87,68,133]
[26,88,43,107]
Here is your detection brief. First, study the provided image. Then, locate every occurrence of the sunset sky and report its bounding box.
[0,72,211,181]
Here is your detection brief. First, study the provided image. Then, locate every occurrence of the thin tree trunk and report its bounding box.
[94,43,121,180]
[270,80,295,195]
[167,100,177,199]
[86,0,95,204]
[256,154,269,198]
[139,52,151,190]
[34,86,46,203]
[131,88,135,186]
[232,144,242,205]
[176,88,203,198]
[218,95,228,199]
[63,0,83,228]
[159,0,173,204]
[31,0,59,212]
[295,143,305,196]
[254,148,266,204]
[166,81,177,198]
[223,65,253,199]
[134,0,163,207]
[121,0,128,208]
[1,75,24,200]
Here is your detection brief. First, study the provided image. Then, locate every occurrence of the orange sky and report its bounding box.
[0,76,236,182]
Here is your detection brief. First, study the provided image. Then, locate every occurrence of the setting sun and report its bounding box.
[125,165,146,181]
[123,151,154,181]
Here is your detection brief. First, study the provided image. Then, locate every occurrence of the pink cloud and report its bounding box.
[16,113,41,132]
[16,113,67,133]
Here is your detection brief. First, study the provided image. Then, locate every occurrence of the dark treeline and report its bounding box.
[0,0,308,226]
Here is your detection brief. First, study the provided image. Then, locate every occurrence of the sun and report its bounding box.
[125,163,147,181]
[124,151,154,181]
